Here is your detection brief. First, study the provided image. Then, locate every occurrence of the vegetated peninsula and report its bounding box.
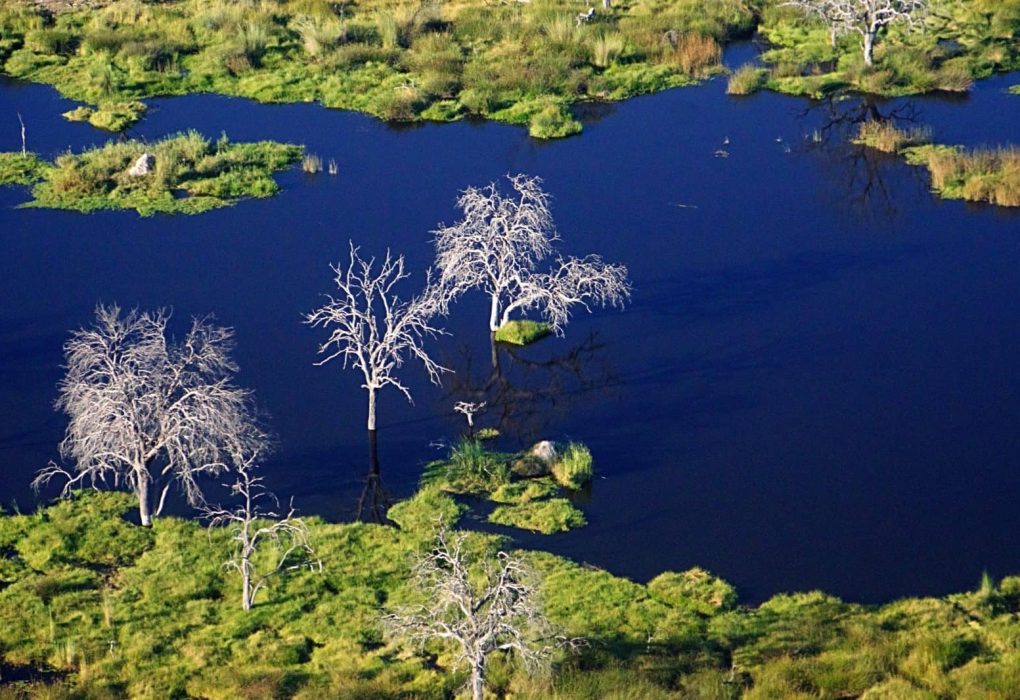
[0,131,302,215]
[4,491,1020,698]
[1,0,1017,137]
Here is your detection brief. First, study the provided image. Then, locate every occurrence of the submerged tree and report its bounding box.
[306,242,451,432]
[33,305,266,527]
[783,0,928,66]
[433,174,630,335]
[201,449,318,611]
[384,527,577,700]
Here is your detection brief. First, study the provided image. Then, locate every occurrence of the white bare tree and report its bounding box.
[433,174,631,335]
[383,527,579,700]
[33,305,266,527]
[306,242,451,432]
[783,0,928,66]
[200,449,319,611]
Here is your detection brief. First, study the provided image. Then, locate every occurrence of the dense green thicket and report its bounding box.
[4,492,1020,698]
[0,0,753,137]
[0,131,301,215]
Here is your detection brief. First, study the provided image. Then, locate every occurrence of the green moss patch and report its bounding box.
[63,99,147,132]
[1,131,302,215]
[494,319,552,346]
[488,498,587,534]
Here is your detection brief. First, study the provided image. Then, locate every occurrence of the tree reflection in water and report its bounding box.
[444,331,618,449]
[795,95,929,220]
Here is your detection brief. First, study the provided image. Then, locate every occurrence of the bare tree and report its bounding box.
[306,242,451,432]
[16,113,26,156]
[433,174,631,335]
[783,0,928,66]
[201,450,319,611]
[384,527,578,700]
[33,305,266,527]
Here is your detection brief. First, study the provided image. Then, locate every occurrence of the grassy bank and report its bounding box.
[0,131,302,215]
[0,0,755,139]
[749,1,1020,98]
[1,1,1016,137]
[4,491,1020,698]
[853,121,1020,208]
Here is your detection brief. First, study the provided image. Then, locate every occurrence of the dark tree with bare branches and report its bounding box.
[306,242,452,432]
[433,174,630,336]
[33,305,266,527]
[384,527,579,700]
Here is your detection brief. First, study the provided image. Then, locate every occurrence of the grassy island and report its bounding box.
[4,490,1020,698]
[0,131,302,215]
[0,0,1017,137]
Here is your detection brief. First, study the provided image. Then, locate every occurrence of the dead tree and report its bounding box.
[783,0,928,66]
[17,113,26,156]
[433,174,631,335]
[33,305,266,527]
[201,450,319,611]
[306,242,451,432]
[383,527,578,700]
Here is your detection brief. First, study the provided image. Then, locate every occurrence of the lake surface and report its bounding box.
[2,49,1019,603]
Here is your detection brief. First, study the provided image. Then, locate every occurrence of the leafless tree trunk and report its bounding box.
[307,242,453,433]
[383,527,582,700]
[17,113,26,156]
[201,450,320,611]
[33,305,267,527]
[433,175,630,336]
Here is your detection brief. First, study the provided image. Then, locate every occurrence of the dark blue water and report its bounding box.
[2,54,1019,603]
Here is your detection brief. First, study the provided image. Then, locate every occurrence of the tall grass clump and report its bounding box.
[854,120,931,153]
[667,33,721,77]
[591,32,625,69]
[551,443,593,489]
[727,63,767,95]
[906,145,1020,207]
[426,439,510,493]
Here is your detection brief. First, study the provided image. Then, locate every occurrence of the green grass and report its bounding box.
[62,99,147,131]
[0,0,756,139]
[5,492,1020,697]
[488,498,587,534]
[757,0,1020,98]
[0,151,48,186]
[551,442,593,489]
[494,319,552,346]
[0,131,302,215]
